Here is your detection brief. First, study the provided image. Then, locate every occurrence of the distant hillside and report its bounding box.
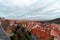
[45,18,60,24]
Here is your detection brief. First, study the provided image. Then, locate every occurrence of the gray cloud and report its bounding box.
[0,0,60,21]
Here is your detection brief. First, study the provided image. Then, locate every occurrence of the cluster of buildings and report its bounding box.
[0,18,60,40]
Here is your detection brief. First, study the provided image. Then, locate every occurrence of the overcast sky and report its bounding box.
[0,0,60,20]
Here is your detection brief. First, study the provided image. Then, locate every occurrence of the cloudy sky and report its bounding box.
[0,0,60,20]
